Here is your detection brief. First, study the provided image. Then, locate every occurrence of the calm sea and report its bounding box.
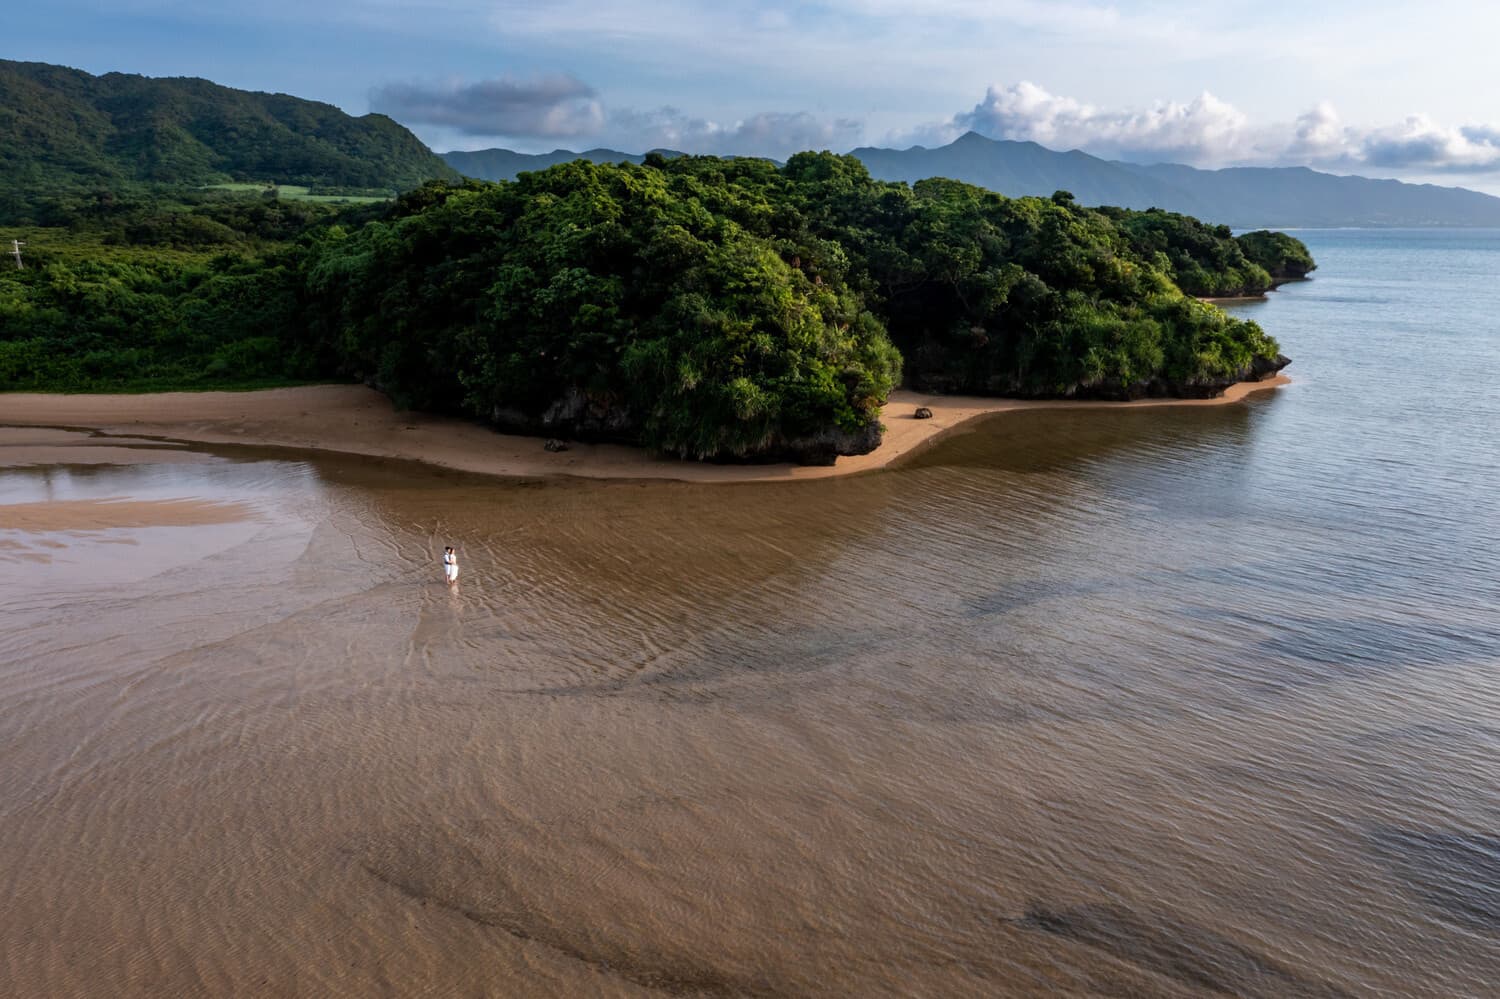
[1,228,1496,996]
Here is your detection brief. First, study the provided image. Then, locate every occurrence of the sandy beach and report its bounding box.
[0,377,1287,483]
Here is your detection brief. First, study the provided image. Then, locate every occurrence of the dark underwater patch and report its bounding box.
[349,822,777,997]
[1018,901,1352,998]
[1370,826,1500,933]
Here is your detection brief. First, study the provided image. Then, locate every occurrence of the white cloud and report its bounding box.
[902,82,1500,176]
[927,82,1251,162]
[1358,116,1500,170]
[389,70,1500,181]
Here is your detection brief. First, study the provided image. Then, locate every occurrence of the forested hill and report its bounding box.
[0,59,458,192]
[851,133,1201,217]
[852,132,1500,228]
[2,154,1307,463]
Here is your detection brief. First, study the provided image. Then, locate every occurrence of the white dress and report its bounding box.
[443,553,459,582]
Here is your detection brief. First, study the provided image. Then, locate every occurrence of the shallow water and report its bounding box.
[2,229,1498,996]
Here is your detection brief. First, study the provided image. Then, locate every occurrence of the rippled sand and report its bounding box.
[2,389,1495,996]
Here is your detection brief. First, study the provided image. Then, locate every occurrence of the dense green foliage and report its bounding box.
[1,152,1311,462]
[1096,207,1270,297]
[718,158,1289,395]
[0,186,378,391]
[303,164,900,459]
[24,186,386,246]
[1236,229,1318,280]
[0,229,318,392]
[0,58,456,217]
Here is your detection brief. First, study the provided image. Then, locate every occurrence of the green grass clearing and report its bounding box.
[202,183,389,204]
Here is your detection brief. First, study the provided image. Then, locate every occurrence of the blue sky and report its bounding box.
[12,1,1500,190]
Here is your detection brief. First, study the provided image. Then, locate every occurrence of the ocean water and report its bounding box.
[1,229,1497,996]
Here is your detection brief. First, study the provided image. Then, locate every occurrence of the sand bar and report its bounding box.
[0,497,258,532]
[0,378,1287,483]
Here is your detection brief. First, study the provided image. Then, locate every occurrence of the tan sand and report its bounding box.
[0,377,1287,483]
[0,427,214,468]
[0,497,259,532]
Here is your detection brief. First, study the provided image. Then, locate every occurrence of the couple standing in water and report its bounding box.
[442,546,459,585]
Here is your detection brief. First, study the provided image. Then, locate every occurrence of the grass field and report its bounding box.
[5,226,221,265]
[203,183,389,204]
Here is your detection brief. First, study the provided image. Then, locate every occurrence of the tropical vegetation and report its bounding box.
[1,150,1310,462]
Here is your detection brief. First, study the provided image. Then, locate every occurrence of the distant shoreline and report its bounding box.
[0,379,1289,484]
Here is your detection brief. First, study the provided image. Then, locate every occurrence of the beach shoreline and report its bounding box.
[0,377,1289,483]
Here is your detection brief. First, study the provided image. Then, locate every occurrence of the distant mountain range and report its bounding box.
[1,59,457,192]
[444,131,1500,228]
[441,147,657,180]
[7,57,1498,228]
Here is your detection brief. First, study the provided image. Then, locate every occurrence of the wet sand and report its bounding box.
[6,227,1496,999]
[0,377,1288,482]
[0,497,258,532]
[0,427,212,469]
[2,405,1495,998]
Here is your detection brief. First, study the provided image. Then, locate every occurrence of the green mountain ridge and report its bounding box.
[0,59,457,194]
[1110,160,1500,228]
[5,56,1492,228]
[853,133,1500,227]
[442,147,652,179]
[850,133,1207,216]
[443,131,1500,228]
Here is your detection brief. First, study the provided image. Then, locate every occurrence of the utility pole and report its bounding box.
[10,239,24,270]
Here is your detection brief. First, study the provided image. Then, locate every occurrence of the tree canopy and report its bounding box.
[1236,229,1318,280]
[1,154,1310,463]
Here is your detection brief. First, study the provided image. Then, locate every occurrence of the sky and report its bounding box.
[12,1,1500,191]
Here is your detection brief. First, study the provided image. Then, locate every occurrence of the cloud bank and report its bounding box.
[373,74,861,158]
[370,75,604,138]
[609,108,863,158]
[374,71,1500,183]
[945,82,1251,163]
[907,82,1500,175]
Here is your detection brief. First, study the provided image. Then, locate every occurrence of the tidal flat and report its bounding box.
[2,229,1497,996]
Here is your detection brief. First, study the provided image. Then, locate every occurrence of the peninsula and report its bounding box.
[2,62,1312,466]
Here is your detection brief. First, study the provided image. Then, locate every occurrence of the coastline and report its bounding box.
[1199,293,1268,305]
[0,378,1289,484]
[1198,276,1311,306]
